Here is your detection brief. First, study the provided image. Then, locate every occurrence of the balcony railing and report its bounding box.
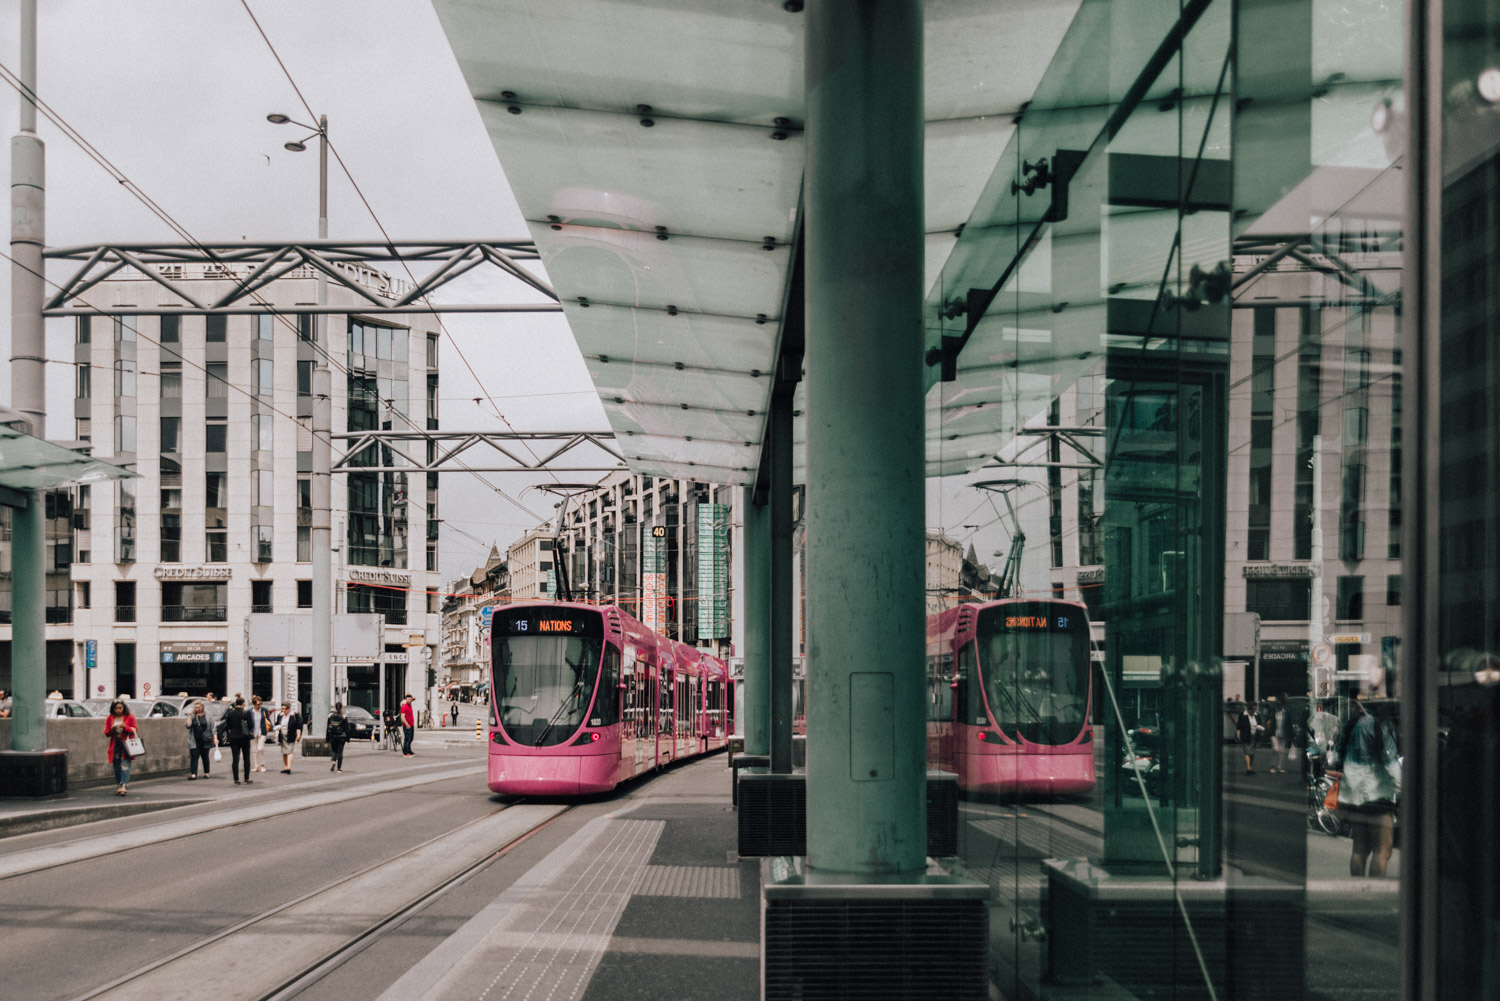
[162,605,227,622]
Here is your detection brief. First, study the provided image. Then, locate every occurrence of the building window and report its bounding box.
[206,315,226,342]
[117,482,136,564]
[160,370,181,399]
[162,581,226,622]
[347,581,406,625]
[76,363,91,400]
[206,362,228,398]
[206,530,228,563]
[160,417,181,454]
[252,579,273,614]
[1387,574,1401,606]
[205,473,228,511]
[77,315,90,344]
[116,315,136,342]
[115,414,137,453]
[297,579,312,608]
[256,314,273,340]
[161,314,179,343]
[1245,578,1312,622]
[46,587,72,624]
[116,642,136,697]
[298,313,312,341]
[115,580,135,623]
[297,477,311,562]
[254,358,274,398]
[254,413,274,452]
[160,513,181,563]
[114,359,136,398]
[78,580,90,609]
[206,420,227,453]
[1337,576,1364,621]
[297,360,313,397]
[252,524,272,564]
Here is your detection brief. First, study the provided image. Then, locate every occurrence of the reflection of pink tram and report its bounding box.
[927,598,1095,795]
[488,601,732,796]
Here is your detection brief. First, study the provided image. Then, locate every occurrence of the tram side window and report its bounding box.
[956,643,977,724]
[638,666,653,737]
[929,653,954,721]
[595,646,620,725]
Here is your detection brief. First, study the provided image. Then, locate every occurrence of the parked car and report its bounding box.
[45,699,97,718]
[342,705,378,740]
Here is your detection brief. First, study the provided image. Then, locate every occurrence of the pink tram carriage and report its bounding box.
[487,601,732,796]
[927,597,1095,796]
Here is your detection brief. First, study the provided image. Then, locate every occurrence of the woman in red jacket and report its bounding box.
[102,699,138,795]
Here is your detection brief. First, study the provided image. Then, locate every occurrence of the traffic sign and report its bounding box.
[1327,632,1371,645]
[480,605,494,628]
[143,682,152,694]
[1310,643,1332,666]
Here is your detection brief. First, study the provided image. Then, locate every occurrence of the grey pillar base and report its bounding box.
[300,737,332,757]
[1044,858,1303,999]
[761,857,990,1001]
[0,748,67,797]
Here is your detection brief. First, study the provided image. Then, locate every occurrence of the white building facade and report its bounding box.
[55,264,442,710]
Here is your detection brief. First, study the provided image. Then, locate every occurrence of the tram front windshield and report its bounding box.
[493,610,603,747]
[976,603,1090,745]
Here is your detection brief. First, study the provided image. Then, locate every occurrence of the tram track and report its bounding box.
[61,800,571,1001]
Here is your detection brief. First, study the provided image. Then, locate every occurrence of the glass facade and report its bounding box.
[922,0,1413,997]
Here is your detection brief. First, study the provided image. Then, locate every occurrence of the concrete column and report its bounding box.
[803,0,926,875]
[769,389,794,773]
[10,495,45,751]
[741,487,770,757]
[310,116,331,739]
[9,0,46,754]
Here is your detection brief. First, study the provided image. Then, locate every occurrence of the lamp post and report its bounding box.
[270,113,331,740]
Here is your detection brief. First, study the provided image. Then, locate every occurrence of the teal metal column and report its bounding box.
[804,0,926,875]
[741,486,770,758]
[11,493,45,751]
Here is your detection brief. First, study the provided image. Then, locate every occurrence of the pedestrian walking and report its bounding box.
[449,702,458,728]
[222,696,254,785]
[1268,697,1286,773]
[250,695,271,773]
[326,702,349,772]
[400,694,416,757]
[1236,702,1259,774]
[273,701,303,773]
[185,701,216,779]
[103,699,138,795]
[1329,699,1402,877]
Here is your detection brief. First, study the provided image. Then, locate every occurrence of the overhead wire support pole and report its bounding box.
[311,114,331,741]
[8,0,46,756]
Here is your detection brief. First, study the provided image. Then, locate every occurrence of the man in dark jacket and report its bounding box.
[1237,704,1260,775]
[223,696,254,785]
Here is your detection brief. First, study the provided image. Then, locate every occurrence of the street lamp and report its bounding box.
[269,112,333,743]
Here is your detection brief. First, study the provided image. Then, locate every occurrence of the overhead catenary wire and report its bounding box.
[236,0,570,499]
[0,53,551,531]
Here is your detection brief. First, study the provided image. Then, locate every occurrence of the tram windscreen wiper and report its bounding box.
[534,677,584,746]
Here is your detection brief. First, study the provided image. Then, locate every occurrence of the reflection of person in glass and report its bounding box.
[1330,698,1401,877]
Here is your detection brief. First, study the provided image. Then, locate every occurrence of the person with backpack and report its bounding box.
[1328,698,1402,876]
[222,696,254,785]
[326,702,349,772]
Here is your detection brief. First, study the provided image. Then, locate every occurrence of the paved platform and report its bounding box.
[377,751,758,1001]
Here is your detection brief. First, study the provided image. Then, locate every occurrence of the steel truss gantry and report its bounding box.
[41,239,563,315]
[333,429,623,474]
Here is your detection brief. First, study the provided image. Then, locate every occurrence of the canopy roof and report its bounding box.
[0,423,133,494]
[434,0,1081,484]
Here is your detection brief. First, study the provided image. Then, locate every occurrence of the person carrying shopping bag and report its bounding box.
[102,700,139,795]
[272,701,303,773]
[185,701,217,779]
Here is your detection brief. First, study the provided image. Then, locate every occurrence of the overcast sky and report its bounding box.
[0,0,608,583]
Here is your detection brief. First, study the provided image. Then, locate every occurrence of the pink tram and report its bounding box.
[487,601,732,796]
[927,597,1095,796]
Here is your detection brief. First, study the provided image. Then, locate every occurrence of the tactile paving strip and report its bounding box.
[423,818,665,1001]
[634,864,741,899]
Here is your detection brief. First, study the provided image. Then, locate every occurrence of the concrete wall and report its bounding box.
[0,717,193,786]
